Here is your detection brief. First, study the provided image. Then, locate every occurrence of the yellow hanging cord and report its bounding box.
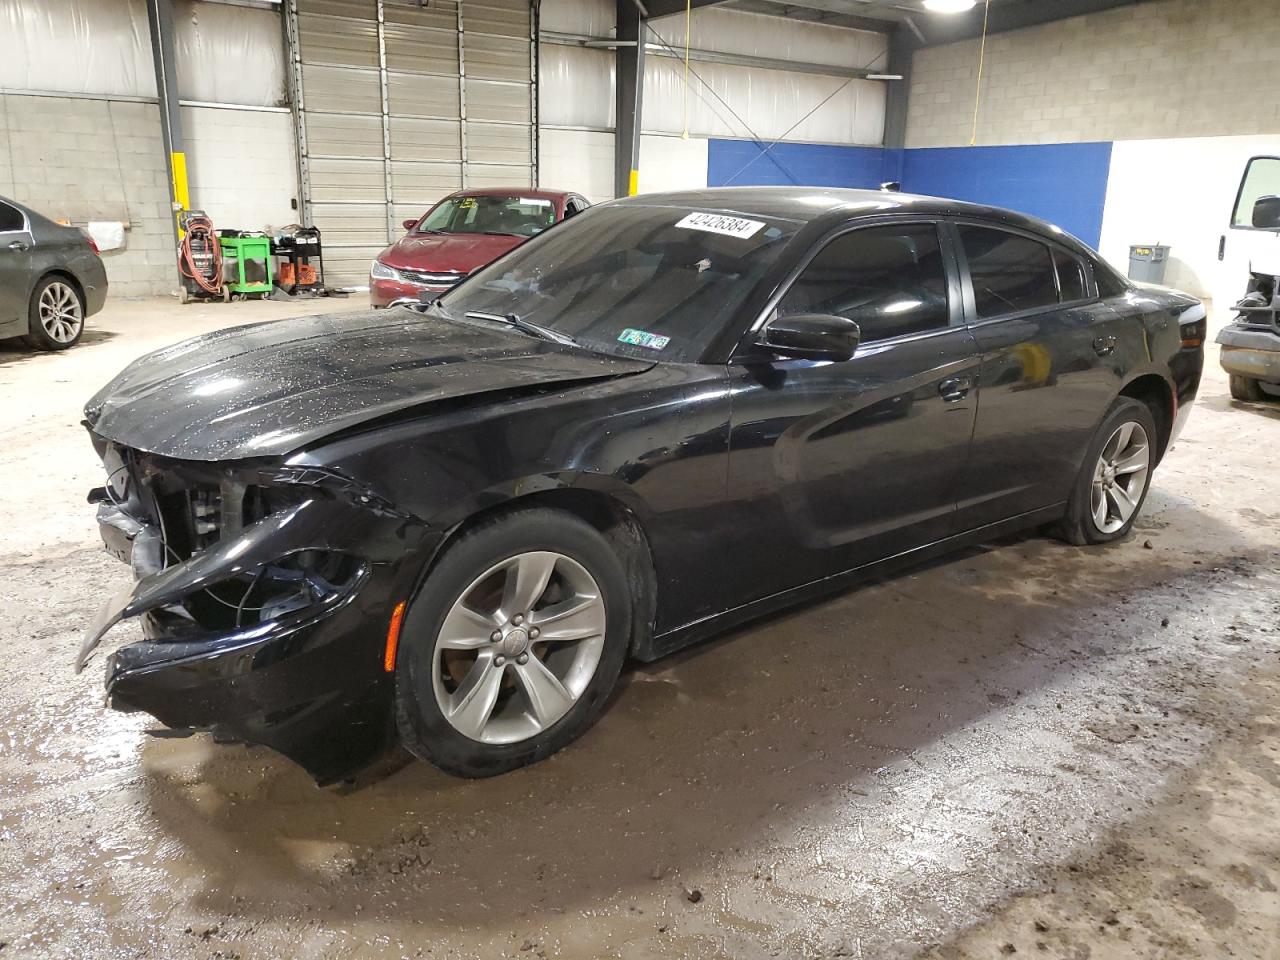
[681,0,692,139]
[969,0,991,146]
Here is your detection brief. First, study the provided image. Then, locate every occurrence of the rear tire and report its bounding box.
[394,507,633,778]
[1055,396,1157,546]
[23,276,84,351]
[1229,374,1266,402]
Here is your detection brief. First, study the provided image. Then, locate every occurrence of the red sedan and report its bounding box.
[370,188,591,307]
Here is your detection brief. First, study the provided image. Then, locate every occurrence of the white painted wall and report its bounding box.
[636,135,709,195]
[1099,134,1280,315]
[182,105,298,233]
[538,128,614,203]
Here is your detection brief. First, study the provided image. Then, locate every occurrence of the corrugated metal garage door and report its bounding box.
[287,0,535,287]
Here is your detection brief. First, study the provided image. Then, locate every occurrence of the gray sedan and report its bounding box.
[0,196,108,350]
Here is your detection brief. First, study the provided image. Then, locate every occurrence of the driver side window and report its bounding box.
[777,223,951,344]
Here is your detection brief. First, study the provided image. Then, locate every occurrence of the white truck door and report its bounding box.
[1216,156,1280,322]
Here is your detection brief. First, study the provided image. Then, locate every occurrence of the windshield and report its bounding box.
[415,194,558,238]
[440,204,802,363]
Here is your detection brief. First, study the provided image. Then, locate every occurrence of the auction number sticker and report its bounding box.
[674,212,765,239]
[617,328,671,351]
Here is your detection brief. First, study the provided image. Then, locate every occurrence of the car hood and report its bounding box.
[85,309,653,461]
[379,232,525,273]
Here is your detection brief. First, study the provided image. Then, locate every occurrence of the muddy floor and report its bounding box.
[0,297,1277,960]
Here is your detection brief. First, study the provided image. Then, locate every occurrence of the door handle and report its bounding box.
[938,376,972,402]
[1218,234,1226,262]
[6,240,28,252]
[1093,335,1117,357]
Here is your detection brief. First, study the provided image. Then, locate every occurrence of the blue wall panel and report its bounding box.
[703,138,1114,252]
[900,142,1113,249]
[707,139,890,190]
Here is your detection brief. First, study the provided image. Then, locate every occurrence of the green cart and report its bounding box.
[218,234,273,298]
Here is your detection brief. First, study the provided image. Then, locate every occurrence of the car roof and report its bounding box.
[611,186,1082,245]
[443,187,576,201]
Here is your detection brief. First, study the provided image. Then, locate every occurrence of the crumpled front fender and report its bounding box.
[77,495,426,672]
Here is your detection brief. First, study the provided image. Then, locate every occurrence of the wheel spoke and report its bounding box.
[511,656,575,728]
[1113,445,1148,475]
[1113,421,1134,456]
[1091,483,1109,529]
[447,651,503,739]
[438,602,498,650]
[1107,483,1135,521]
[529,595,604,642]
[501,552,556,618]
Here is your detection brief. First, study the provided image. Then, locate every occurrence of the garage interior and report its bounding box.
[1,0,1279,956]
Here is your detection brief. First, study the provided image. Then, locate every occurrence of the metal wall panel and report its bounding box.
[386,72,460,119]
[308,158,387,202]
[466,80,533,124]
[391,162,465,203]
[466,121,532,164]
[384,0,458,33]
[299,64,381,114]
[297,14,380,68]
[464,0,530,39]
[465,34,531,83]
[298,0,376,19]
[290,0,535,287]
[383,24,460,76]
[305,112,384,157]
[389,118,463,160]
[466,164,534,188]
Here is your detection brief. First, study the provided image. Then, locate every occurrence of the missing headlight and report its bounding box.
[174,550,365,633]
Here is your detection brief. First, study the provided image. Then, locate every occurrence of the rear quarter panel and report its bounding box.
[30,218,109,316]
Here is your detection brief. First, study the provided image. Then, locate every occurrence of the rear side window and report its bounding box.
[1093,260,1129,298]
[1053,249,1089,302]
[778,223,950,344]
[959,225,1057,318]
[0,202,23,232]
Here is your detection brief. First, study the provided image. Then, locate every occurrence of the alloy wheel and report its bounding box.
[38,282,83,344]
[430,551,607,744]
[1090,421,1151,534]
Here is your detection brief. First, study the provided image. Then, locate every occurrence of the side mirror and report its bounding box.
[1252,196,1280,230]
[756,313,860,362]
[402,218,419,231]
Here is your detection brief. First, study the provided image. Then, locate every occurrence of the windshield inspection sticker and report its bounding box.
[674,212,765,240]
[618,328,671,351]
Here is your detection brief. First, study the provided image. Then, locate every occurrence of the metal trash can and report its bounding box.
[1128,244,1169,283]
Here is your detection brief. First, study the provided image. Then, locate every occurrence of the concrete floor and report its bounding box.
[0,296,1277,960]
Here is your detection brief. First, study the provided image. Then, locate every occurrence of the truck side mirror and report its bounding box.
[1252,195,1280,230]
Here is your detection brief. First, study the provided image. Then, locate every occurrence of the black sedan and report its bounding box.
[0,195,108,350]
[78,188,1205,783]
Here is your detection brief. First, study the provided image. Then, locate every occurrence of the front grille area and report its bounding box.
[1235,273,1280,333]
[401,268,465,287]
[95,443,362,634]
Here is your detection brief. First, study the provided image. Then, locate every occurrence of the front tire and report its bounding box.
[394,508,633,777]
[1229,374,1265,402]
[1056,396,1157,546]
[24,276,84,350]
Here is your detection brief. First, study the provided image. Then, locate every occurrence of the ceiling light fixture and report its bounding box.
[866,73,905,80]
[923,0,976,12]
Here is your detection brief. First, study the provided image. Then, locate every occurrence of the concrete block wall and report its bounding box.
[182,106,298,234]
[906,0,1280,149]
[0,94,174,297]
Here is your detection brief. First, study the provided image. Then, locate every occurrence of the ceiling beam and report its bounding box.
[719,0,895,34]
[914,0,1149,46]
[640,0,732,21]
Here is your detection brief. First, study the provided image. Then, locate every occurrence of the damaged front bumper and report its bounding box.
[81,441,434,783]
[1217,272,1280,384]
